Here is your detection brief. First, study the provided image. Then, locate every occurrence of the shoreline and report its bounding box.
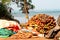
[14,16,58,23]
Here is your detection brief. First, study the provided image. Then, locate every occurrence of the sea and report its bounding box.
[11,10,60,23]
[9,2,60,23]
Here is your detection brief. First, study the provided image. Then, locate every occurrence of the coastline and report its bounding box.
[14,15,58,23]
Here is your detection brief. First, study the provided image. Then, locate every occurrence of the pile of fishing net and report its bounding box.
[26,14,56,34]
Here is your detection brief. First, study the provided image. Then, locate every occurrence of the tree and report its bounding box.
[0,3,20,24]
[2,0,11,4]
[12,0,35,19]
[1,0,35,20]
[0,3,14,20]
[2,0,13,13]
[20,0,35,19]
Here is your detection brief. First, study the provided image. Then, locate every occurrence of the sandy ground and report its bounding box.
[0,37,53,40]
[0,25,59,40]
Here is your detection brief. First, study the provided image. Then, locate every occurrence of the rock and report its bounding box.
[57,15,60,26]
[54,31,60,40]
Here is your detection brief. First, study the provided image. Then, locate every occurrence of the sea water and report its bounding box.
[9,2,60,23]
[12,10,60,23]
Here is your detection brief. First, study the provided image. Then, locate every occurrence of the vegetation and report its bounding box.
[12,0,35,19]
[2,0,11,4]
[0,3,14,20]
[20,0,35,19]
[0,3,20,24]
[0,0,35,23]
[1,0,35,19]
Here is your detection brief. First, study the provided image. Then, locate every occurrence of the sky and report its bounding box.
[32,0,60,10]
[9,0,60,11]
[8,0,60,23]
